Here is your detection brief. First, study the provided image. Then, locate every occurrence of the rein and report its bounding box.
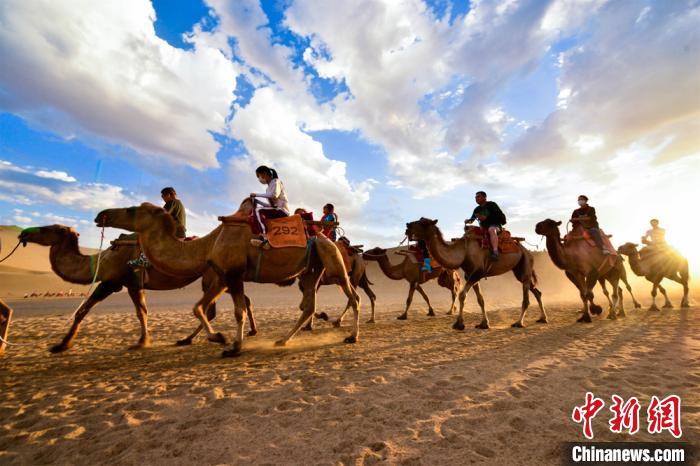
[0,240,21,263]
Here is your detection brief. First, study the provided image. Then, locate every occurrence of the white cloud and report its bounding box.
[35,170,77,182]
[0,0,239,168]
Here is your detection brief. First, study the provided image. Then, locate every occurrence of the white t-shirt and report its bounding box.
[256,178,289,213]
[644,227,665,244]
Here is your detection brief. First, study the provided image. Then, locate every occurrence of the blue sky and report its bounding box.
[0,0,698,268]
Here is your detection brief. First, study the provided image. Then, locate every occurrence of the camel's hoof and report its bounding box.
[247,329,257,337]
[634,303,642,309]
[427,310,436,317]
[129,341,151,350]
[397,314,408,321]
[332,320,342,328]
[365,319,376,324]
[446,310,455,315]
[175,338,193,346]
[606,313,617,320]
[208,332,228,345]
[475,321,490,330]
[536,317,548,324]
[221,348,241,358]
[648,305,660,312]
[590,304,603,315]
[577,314,593,323]
[49,344,70,354]
[274,339,286,347]
[617,311,626,318]
[511,322,524,328]
[681,302,690,308]
[663,303,673,309]
[344,335,357,344]
[315,312,329,321]
[452,320,465,331]
[301,325,313,332]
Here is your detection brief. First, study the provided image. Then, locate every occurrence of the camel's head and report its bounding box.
[535,219,562,237]
[18,225,78,247]
[617,242,639,256]
[362,246,387,260]
[96,203,173,235]
[405,217,438,241]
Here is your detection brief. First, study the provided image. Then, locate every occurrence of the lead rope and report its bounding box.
[0,219,107,348]
[0,240,21,263]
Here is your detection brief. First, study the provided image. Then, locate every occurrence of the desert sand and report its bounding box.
[0,224,697,464]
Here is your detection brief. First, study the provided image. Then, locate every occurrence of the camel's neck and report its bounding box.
[625,251,647,277]
[139,217,220,277]
[544,232,570,270]
[424,226,466,269]
[374,254,406,280]
[49,236,95,284]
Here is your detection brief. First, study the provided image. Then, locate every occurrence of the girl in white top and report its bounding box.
[251,165,289,237]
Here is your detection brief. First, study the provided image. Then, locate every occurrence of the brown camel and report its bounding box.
[96,200,360,357]
[535,219,623,322]
[405,218,547,329]
[617,242,690,311]
[361,246,461,320]
[311,242,377,328]
[18,225,254,353]
[0,239,12,355]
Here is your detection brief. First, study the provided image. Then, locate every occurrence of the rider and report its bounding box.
[642,218,666,248]
[321,203,338,241]
[161,187,186,239]
[250,165,289,244]
[465,191,506,260]
[571,195,609,255]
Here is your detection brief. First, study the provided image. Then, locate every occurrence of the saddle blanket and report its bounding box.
[266,215,307,248]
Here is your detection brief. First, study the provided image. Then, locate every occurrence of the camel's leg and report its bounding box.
[0,299,12,356]
[649,283,661,312]
[598,279,614,311]
[472,282,489,329]
[50,281,120,353]
[678,264,690,308]
[127,288,151,349]
[659,283,673,308]
[531,286,548,323]
[415,284,436,317]
[606,280,620,320]
[512,281,530,328]
[447,278,460,316]
[192,286,228,345]
[339,281,361,344]
[397,282,417,320]
[222,277,247,358]
[360,277,377,324]
[453,281,473,331]
[244,295,257,336]
[622,276,642,308]
[176,290,227,346]
[332,302,351,328]
[276,271,323,346]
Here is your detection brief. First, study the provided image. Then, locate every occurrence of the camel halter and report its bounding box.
[0,218,107,348]
[0,240,21,263]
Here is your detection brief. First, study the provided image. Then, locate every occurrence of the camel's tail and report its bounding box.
[361,272,374,286]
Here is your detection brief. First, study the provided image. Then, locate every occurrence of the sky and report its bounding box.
[0,0,698,272]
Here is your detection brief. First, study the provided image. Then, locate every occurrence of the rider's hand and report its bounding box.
[250,193,256,197]
[465,219,473,224]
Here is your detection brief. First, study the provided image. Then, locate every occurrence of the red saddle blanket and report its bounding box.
[467,227,520,254]
[266,215,307,248]
[564,229,617,256]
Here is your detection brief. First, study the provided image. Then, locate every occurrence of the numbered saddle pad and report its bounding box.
[265,215,307,248]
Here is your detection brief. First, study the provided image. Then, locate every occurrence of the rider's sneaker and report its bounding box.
[490,251,500,261]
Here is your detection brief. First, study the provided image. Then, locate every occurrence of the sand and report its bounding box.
[0,229,697,464]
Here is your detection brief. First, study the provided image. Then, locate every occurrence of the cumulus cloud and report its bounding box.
[0,160,138,211]
[0,0,239,168]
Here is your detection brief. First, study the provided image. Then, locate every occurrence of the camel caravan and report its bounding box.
[0,171,691,357]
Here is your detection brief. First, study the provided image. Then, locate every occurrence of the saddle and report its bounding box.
[465,226,521,254]
[564,228,617,256]
[265,215,307,248]
[399,246,442,269]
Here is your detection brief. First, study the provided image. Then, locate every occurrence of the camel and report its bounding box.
[535,219,624,322]
[0,239,12,355]
[405,218,547,329]
[617,242,690,311]
[18,225,254,352]
[310,242,377,328]
[361,246,461,320]
[597,266,642,311]
[96,200,360,357]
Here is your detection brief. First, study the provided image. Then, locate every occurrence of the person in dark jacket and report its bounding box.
[465,191,506,260]
[571,195,608,254]
[161,187,186,238]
